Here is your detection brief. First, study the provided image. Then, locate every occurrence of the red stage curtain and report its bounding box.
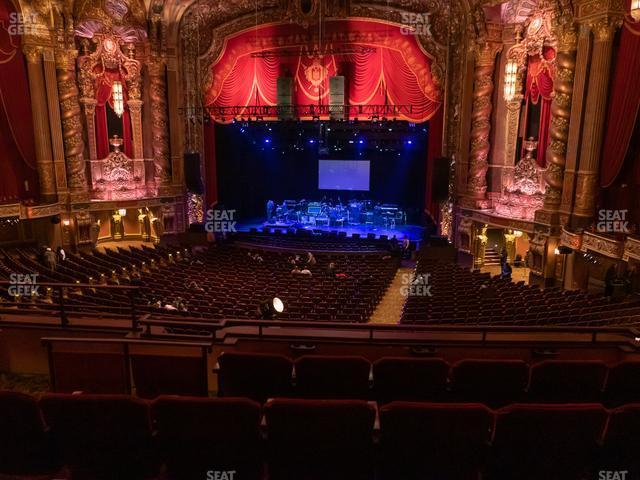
[205,19,442,123]
[0,0,39,202]
[94,69,133,158]
[524,47,555,167]
[600,9,640,188]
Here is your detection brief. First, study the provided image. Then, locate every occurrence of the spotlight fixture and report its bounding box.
[258,297,284,319]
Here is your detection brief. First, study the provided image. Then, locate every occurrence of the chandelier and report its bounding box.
[503,59,519,102]
[112,81,124,117]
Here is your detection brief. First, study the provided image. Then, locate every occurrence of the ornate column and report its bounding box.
[543,23,578,211]
[23,45,57,203]
[466,31,502,205]
[148,57,172,193]
[42,48,68,201]
[573,12,622,224]
[559,23,592,225]
[56,49,89,202]
[167,55,184,191]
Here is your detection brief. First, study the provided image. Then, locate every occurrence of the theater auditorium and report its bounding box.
[0,0,639,478]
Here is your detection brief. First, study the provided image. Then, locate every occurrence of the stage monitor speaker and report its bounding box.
[329,76,345,120]
[184,152,205,194]
[277,77,294,120]
[432,157,450,202]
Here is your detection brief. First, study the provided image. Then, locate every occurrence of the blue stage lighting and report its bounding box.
[358,139,364,144]
[309,139,315,144]
[264,138,271,144]
[406,140,413,145]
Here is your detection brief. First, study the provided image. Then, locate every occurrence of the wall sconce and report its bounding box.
[512,230,523,238]
[62,219,70,227]
[503,59,518,102]
[118,208,127,216]
[554,247,560,255]
[632,0,640,21]
[112,81,124,118]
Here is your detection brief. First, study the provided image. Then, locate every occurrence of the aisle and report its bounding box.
[369,265,414,324]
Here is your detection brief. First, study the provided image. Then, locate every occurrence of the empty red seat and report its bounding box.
[379,401,493,480]
[265,398,376,480]
[151,396,262,480]
[294,355,371,399]
[489,404,607,480]
[218,351,293,402]
[373,357,450,403]
[0,391,59,477]
[604,361,640,406]
[600,403,640,478]
[40,393,157,480]
[528,360,607,403]
[450,359,528,407]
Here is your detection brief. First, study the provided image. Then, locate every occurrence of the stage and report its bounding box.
[235,218,425,242]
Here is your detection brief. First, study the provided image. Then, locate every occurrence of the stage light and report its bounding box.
[264,138,271,143]
[258,297,284,319]
[309,139,315,144]
[358,139,364,144]
[406,140,413,145]
[632,0,640,20]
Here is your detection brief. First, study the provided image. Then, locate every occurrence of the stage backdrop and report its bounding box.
[215,123,428,222]
[0,0,39,203]
[204,19,441,123]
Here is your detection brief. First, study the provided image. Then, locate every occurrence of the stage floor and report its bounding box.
[235,218,425,241]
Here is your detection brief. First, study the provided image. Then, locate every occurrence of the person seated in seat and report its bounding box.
[500,262,513,281]
[306,252,317,267]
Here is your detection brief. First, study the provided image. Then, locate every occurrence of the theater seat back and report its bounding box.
[373,357,449,403]
[218,351,293,402]
[528,360,607,403]
[265,398,375,479]
[379,402,493,480]
[490,404,607,480]
[152,396,262,479]
[294,355,371,399]
[450,359,528,407]
[40,393,156,479]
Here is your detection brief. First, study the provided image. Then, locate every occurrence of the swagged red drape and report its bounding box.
[600,5,640,188]
[523,47,555,167]
[205,19,442,123]
[0,0,39,203]
[95,69,133,159]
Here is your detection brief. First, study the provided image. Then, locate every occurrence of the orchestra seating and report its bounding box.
[0,390,638,480]
[401,257,640,326]
[1,242,638,327]
[0,243,398,323]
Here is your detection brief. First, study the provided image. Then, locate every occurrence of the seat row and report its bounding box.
[218,352,640,406]
[1,391,638,480]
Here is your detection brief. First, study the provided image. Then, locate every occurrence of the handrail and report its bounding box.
[0,281,143,330]
[41,336,212,348]
[137,315,640,347]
